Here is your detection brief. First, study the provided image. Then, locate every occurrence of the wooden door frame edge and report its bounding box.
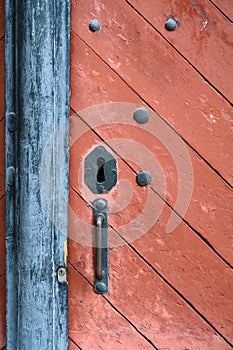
[5,1,70,349]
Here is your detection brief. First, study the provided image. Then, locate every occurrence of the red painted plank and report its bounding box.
[70,35,233,264]
[69,119,233,341]
[68,229,231,349]
[127,0,233,102]
[70,35,139,111]
[68,264,157,350]
[107,246,232,350]
[0,0,4,39]
[211,0,233,21]
[71,0,233,185]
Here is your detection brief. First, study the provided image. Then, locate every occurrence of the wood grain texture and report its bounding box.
[0,4,5,348]
[127,0,233,102]
[71,0,233,185]
[0,198,5,349]
[5,1,70,349]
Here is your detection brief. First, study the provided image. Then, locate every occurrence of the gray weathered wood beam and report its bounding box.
[5,1,70,349]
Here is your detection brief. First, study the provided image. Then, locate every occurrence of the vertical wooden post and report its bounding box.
[5,1,70,349]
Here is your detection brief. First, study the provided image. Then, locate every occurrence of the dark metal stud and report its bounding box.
[165,16,179,31]
[95,198,107,211]
[136,170,152,186]
[89,19,101,32]
[95,281,107,294]
[133,108,149,124]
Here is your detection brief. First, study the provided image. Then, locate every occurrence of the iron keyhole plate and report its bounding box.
[84,146,117,194]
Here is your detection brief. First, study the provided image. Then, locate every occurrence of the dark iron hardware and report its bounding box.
[84,146,117,194]
[93,198,109,294]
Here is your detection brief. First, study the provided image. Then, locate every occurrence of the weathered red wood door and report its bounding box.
[68,1,233,349]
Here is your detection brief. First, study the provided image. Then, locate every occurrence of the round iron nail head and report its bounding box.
[95,281,107,294]
[133,108,149,124]
[89,19,101,32]
[165,17,178,31]
[95,198,107,210]
[136,170,152,186]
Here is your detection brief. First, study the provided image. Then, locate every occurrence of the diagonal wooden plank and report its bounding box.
[71,0,233,186]
[70,34,233,265]
[68,202,232,349]
[209,0,233,21]
[68,264,158,350]
[69,117,233,342]
[126,0,233,103]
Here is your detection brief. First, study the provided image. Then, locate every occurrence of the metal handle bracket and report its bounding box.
[94,198,109,294]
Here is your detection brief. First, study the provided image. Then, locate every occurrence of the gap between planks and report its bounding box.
[69,186,232,348]
[69,336,83,350]
[208,0,233,22]
[69,261,159,350]
[71,31,232,190]
[124,0,232,106]
[71,107,232,269]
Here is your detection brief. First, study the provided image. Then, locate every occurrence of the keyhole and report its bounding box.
[97,157,105,184]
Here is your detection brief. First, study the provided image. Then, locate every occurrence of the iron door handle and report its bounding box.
[96,214,104,280]
[94,198,109,294]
